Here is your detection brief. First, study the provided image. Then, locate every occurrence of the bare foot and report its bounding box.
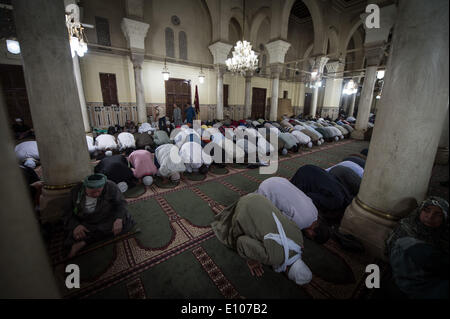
[68,241,87,259]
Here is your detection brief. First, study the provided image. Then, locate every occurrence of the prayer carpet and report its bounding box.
[48,139,393,299]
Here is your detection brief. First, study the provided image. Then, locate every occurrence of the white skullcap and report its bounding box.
[281,148,288,156]
[170,172,180,182]
[105,150,113,157]
[288,259,312,285]
[143,176,153,186]
[317,140,322,146]
[307,142,313,148]
[334,136,339,141]
[15,118,23,122]
[24,158,36,169]
[117,182,128,193]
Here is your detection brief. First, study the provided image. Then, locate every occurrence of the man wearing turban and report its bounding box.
[63,174,136,258]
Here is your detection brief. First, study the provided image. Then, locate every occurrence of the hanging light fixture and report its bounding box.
[198,65,205,84]
[377,70,385,80]
[162,59,170,81]
[6,39,20,54]
[66,5,89,58]
[225,0,258,76]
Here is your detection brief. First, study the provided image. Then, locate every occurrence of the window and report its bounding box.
[179,31,187,60]
[99,73,118,106]
[165,27,175,58]
[95,17,111,46]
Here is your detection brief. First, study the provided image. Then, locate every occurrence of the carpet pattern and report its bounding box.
[48,139,392,299]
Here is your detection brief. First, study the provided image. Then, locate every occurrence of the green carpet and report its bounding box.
[154,176,180,188]
[52,139,382,299]
[185,172,207,181]
[124,184,146,198]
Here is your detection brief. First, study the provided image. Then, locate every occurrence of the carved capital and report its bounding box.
[208,41,233,65]
[121,17,149,51]
[265,40,291,64]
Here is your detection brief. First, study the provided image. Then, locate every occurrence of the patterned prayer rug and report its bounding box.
[48,139,395,299]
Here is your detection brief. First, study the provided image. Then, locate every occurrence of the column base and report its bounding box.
[351,129,367,140]
[435,146,449,165]
[40,188,72,224]
[339,198,399,261]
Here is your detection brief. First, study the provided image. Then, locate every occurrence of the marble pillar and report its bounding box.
[121,17,149,124]
[216,65,225,120]
[131,53,147,124]
[352,65,378,138]
[72,52,90,132]
[208,42,233,121]
[310,86,319,118]
[0,81,60,298]
[297,82,306,116]
[308,56,329,118]
[14,0,92,222]
[269,65,281,121]
[265,40,291,121]
[340,0,449,259]
[323,60,345,120]
[435,106,449,164]
[348,92,357,117]
[244,75,252,119]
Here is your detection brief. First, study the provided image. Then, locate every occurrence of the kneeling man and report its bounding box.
[64,173,136,258]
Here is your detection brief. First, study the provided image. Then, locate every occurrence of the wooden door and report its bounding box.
[223,84,229,108]
[165,78,191,121]
[303,93,312,116]
[251,87,266,119]
[99,73,118,106]
[0,64,32,128]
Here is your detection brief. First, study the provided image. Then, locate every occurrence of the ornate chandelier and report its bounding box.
[225,0,258,76]
[225,40,258,76]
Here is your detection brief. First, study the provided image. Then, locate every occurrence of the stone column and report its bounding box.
[244,74,252,119]
[14,0,92,222]
[347,74,363,117]
[131,53,146,124]
[121,18,149,124]
[340,0,449,259]
[308,56,329,117]
[352,4,396,139]
[265,40,291,121]
[0,80,60,298]
[209,41,233,120]
[72,55,90,132]
[215,65,226,120]
[297,81,306,115]
[352,65,378,137]
[323,60,345,120]
[435,106,449,164]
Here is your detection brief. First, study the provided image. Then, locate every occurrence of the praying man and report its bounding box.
[63,173,136,258]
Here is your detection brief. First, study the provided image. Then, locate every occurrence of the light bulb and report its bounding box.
[377,70,385,80]
[6,39,20,54]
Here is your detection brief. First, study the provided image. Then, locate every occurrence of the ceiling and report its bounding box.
[290,0,311,20]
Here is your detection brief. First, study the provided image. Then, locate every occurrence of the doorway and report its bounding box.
[303,93,312,116]
[251,87,266,119]
[0,64,32,129]
[165,78,192,121]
